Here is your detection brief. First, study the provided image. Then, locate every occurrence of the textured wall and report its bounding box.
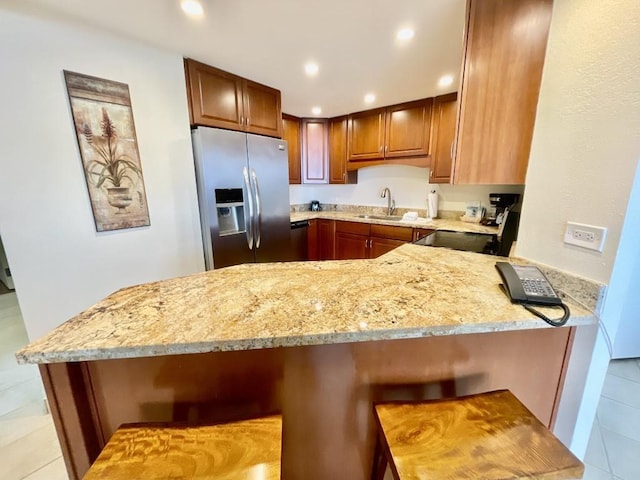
[516,0,640,284]
[0,10,205,339]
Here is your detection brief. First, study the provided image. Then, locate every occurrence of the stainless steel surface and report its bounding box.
[242,166,254,250]
[192,127,292,269]
[246,133,292,264]
[380,187,396,216]
[290,220,309,261]
[356,214,403,221]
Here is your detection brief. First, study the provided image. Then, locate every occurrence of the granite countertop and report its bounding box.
[290,211,499,234]
[17,245,595,365]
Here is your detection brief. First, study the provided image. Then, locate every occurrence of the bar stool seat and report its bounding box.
[83,415,282,480]
[373,390,583,480]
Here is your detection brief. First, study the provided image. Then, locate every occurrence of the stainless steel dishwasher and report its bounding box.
[290,220,309,261]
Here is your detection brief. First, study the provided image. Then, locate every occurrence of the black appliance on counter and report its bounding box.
[414,211,520,257]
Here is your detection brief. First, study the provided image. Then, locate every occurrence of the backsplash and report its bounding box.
[289,165,525,213]
[290,203,463,220]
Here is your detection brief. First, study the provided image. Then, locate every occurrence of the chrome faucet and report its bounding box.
[381,187,396,216]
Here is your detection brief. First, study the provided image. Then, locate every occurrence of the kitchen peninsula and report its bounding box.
[18,245,595,480]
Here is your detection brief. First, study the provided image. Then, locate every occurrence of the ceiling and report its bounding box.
[13,0,467,118]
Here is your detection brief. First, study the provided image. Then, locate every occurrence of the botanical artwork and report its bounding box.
[64,71,150,232]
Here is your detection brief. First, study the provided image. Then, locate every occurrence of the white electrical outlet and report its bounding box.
[564,222,607,252]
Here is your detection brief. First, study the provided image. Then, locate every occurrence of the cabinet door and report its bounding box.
[369,237,405,258]
[185,59,243,130]
[385,99,433,158]
[283,114,301,184]
[335,232,369,260]
[430,93,458,183]
[307,219,319,261]
[412,228,435,242]
[328,116,356,184]
[302,119,329,184]
[455,0,552,184]
[243,80,283,138]
[318,219,335,260]
[347,108,386,161]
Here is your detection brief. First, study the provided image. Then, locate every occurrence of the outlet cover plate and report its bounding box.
[564,222,607,252]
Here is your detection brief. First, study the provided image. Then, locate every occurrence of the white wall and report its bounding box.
[516,0,640,284]
[0,9,204,339]
[515,0,640,457]
[290,164,524,214]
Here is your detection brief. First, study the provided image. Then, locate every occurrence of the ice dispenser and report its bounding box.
[215,188,245,236]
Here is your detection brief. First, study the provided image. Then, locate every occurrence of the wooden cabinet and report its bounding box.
[307,219,319,261]
[429,93,458,184]
[412,228,435,242]
[283,114,301,184]
[302,119,328,184]
[317,219,336,260]
[185,59,282,138]
[328,116,357,184]
[453,0,552,184]
[347,99,432,168]
[334,221,415,260]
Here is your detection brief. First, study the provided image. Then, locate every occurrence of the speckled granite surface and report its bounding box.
[17,245,595,365]
[290,211,498,234]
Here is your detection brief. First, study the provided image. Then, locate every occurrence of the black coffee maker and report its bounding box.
[485,193,520,227]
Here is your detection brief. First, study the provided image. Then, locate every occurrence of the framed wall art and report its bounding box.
[64,70,150,232]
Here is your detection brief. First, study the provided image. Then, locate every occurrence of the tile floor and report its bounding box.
[0,291,638,479]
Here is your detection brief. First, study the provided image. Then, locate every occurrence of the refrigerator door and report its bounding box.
[246,134,293,263]
[192,128,255,269]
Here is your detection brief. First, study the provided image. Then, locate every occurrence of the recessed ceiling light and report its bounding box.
[311,107,322,115]
[364,93,376,104]
[181,0,204,17]
[304,62,319,76]
[396,28,415,41]
[438,74,454,88]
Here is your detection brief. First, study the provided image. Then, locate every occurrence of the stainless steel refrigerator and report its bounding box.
[192,127,292,269]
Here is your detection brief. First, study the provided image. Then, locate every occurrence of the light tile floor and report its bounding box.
[0,291,638,479]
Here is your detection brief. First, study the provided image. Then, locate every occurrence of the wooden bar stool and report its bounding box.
[83,415,282,480]
[373,390,583,480]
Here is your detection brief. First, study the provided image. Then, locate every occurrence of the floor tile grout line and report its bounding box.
[594,417,614,476]
[18,454,63,480]
[607,371,640,385]
[599,423,640,446]
[600,392,640,410]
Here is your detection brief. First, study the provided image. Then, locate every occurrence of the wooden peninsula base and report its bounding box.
[41,327,574,480]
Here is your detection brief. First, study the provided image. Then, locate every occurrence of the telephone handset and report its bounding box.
[495,262,570,327]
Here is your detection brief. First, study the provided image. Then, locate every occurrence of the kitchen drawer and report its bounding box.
[335,220,371,236]
[370,224,413,241]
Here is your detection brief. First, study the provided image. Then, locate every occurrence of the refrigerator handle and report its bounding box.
[251,168,262,249]
[242,166,254,250]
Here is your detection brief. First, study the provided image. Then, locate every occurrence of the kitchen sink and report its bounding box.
[356,214,404,221]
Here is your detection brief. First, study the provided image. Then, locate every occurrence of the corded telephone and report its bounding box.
[495,262,570,327]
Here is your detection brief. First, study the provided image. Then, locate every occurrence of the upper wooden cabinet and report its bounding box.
[302,119,329,184]
[328,116,357,184]
[347,99,433,168]
[185,59,282,138]
[430,93,458,183]
[453,0,553,184]
[283,114,301,184]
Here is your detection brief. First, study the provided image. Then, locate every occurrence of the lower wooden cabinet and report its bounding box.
[307,219,319,260]
[318,219,336,260]
[335,232,369,259]
[334,221,415,260]
[370,237,405,258]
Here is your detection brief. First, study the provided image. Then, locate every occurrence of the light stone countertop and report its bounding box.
[290,211,499,234]
[17,245,595,365]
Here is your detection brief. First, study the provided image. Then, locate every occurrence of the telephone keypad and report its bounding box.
[522,279,558,298]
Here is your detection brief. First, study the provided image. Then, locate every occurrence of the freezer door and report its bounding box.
[246,134,293,263]
[192,128,255,269]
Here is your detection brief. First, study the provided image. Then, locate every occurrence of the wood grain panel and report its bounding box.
[329,116,357,184]
[412,228,435,242]
[317,219,335,260]
[335,231,369,259]
[244,80,282,138]
[282,114,301,184]
[84,417,282,480]
[370,224,413,242]
[302,119,328,184]
[307,219,319,261]
[375,390,583,479]
[335,220,371,236]
[369,237,405,258]
[46,328,574,480]
[385,99,433,158]
[185,59,243,130]
[455,0,553,185]
[348,108,386,161]
[429,92,458,184]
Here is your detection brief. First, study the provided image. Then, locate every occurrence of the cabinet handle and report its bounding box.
[246,117,250,126]
[450,141,454,160]
[385,145,388,153]
[430,169,433,177]
[379,146,383,153]
[240,116,244,126]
